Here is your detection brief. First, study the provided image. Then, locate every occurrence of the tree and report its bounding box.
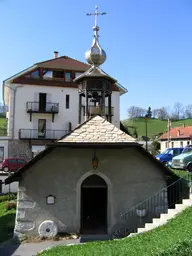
[127,106,138,118]
[184,104,192,118]
[150,140,160,155]
[172,101,183,120]
[152,108,159,118]
[147,107,152,118]
[156,107,169,120]
[127,106,147,118]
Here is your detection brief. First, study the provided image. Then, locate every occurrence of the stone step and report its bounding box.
[137,227,146,233]
[152,217,167,226]
[175,204,187,210]
[144,223,155,231]
[160,213,172,220]
[127,233,137,237]
[182,199,192,206]
[167,208,178,216]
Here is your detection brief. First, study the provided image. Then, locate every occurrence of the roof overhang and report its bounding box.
[5,141,179,185]
[2,65,36,104]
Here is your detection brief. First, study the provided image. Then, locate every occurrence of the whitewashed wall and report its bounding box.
[12,84,121,139]
[160,140,192,152]
[14,85,79,139]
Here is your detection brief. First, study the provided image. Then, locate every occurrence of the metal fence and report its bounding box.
[113,173,192,238]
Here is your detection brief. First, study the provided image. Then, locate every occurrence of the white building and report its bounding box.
[159,125,192,152]
[1,52,127,159]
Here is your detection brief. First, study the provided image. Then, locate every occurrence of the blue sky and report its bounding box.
[0,0,191,119]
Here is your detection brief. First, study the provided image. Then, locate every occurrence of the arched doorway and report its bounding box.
[80,174,107,234]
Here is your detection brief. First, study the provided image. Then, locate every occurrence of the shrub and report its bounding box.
[5,201,17,211]
[0,193,17,202]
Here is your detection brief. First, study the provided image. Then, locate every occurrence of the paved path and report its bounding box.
[0,239,80,256]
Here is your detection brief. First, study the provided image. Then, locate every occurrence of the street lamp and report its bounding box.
[144,115,148,151]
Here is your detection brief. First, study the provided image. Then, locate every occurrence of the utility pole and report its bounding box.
[144,115,149,151]
[167,119,171,147]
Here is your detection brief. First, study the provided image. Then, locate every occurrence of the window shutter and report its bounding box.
[33,119,38,139]
[34,92,39,111]
[46,93,52,111]
[46,93,52,103]
[46,120,52,139]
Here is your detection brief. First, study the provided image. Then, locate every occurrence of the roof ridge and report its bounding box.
[35,55,90,67]
[54,115,98,142]
[56,115,136,143]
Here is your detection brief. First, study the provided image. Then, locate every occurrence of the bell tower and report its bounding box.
[74,6,117,124]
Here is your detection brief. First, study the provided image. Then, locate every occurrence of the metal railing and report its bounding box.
[26,102,59,113]
[112,173,192,239]
[19,129,68,140]
[82,106,114,116]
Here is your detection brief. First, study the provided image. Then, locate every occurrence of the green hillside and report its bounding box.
[122,118,192,139]
[0,117,7,136]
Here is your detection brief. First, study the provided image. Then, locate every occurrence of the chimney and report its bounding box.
[177,130,180,136]
[53,51,59,58]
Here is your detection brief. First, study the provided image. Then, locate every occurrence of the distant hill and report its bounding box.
[122,117,192,139]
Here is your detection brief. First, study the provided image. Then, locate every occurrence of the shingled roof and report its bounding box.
[57,115,136,143]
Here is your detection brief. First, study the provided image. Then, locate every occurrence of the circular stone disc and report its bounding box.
[38,220,58,238]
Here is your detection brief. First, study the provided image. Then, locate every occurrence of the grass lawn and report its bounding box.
[38,207,192,256]
[0,201,16,243]
[122,117,192,138]
[0,117,6,136]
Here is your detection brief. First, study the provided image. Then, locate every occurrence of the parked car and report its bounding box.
[172,145,192,172]
[0,157,27,172]
[155,148,183,166]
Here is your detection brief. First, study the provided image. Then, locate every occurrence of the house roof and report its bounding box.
[36,56,90,71]
[57,115,136,143]
[159,126,192,140]
[3,56,90,85]
[5,115,179,184]
[3,55,127,104]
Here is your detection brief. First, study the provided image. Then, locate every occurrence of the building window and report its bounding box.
[38,119,46,138]
[180,141,183,147]
[165,142,168,148]
[31,70,39,78]
[43,70,53,79]
[65,72,71,82]
[171,142,174,148]
[66,95,70,109]
[187,141,190,145]
[0,147,4,163]
[53,70,64,78]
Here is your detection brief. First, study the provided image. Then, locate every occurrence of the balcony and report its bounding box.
[26,102,59,122]
[82,106,114,116]
[19,129,68,140]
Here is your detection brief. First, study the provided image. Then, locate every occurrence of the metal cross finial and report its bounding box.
[86,5,106,27]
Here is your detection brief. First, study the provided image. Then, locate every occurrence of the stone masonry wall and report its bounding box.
[8,140,32,161]
[14,147,167,238]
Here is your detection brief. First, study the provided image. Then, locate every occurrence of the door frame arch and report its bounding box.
[76,171,113,234]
